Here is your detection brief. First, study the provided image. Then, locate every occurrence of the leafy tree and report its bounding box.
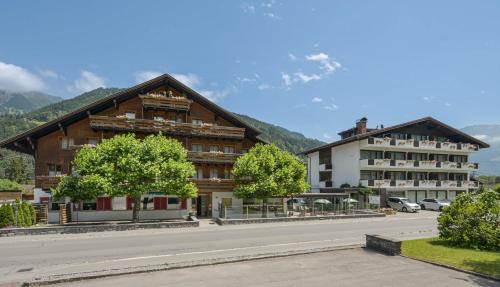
[358,187,373,208]
[0,179,23,191]
[438,190,500,251]
[5,157,28,183]
[52,174,108,208]
[70,133,197,222]
[233,144,309,216]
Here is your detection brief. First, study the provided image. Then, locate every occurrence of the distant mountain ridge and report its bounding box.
[460,124,500,176]
[0,90,62,113]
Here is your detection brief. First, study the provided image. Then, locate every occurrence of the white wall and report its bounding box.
[72,210,189,222]
[212,191,243,218]
[331,141,361,187]
[308,151,320,192]
[34,188,50,203]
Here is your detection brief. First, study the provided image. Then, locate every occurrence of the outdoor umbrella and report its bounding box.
[342,198,359,203]
[314,199,331,204]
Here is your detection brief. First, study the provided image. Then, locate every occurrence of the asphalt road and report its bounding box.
[0,211,439,285]
[54,248,498,287]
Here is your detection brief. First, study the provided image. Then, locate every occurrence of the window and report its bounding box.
[61,137,74,149]
[125,112,135,119]
[360,171,383,180]
[430,154,447,162]
[192,119,203,125]
[224,146,235,154]
[195,168,204,179]
[224,169,232,179]
[209,145,219,152]
[87,138,99,145]
[385,152,405,160]
[241,149,248,154]
[168,197,179,205]
[221,198,232,208]
[82,201,97,210]
[48,164,62,176]
[408,153,428,161]
[360,150,383,160]
[191,144,203,152]
[210,168,218,179]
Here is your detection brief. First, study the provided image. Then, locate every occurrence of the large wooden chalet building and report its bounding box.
[0,74,262,222]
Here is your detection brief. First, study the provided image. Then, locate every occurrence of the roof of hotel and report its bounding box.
[301,116,490,155]
[0,73,262,153]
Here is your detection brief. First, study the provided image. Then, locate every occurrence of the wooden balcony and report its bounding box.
[188,151,241,163]
[89,115,246,140]
[191,178,235,191]
[140,94,192,111]
[36,176,62,189]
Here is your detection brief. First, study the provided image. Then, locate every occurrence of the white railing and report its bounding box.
[360,159,478,171]
[362,137,479,153]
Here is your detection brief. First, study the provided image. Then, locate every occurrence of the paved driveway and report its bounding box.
[53,248,499,287]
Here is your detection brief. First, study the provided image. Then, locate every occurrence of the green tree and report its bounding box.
[358,187,373,208]
[5,157,28,183]
[0,204,15,228]
[232,144,309,217]
[438,190,500,251]
[69,133,197,222]
[52,174,108,209]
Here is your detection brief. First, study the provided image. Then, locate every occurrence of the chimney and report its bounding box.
[356,117,368,135]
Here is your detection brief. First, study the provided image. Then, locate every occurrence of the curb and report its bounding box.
[22,244,362,286]
[215,213,385,225]
[400,255,500,282]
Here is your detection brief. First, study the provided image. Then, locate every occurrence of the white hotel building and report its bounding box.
[303,117,489,204]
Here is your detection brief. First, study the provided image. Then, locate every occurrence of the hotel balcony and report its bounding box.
[359,179,478,189]
[361,137,479,153]
[36,176,62,189]
[140,94,192,111]
[188,151,241,163]
[359,159,479,171]
[319,181,333,188]
[191,178,235,191]
[89,115,246,140]
[319,163,333,171]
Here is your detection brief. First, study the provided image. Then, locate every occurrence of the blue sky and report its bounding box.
[1,1,499,142]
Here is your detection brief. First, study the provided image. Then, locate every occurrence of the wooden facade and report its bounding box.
[0,74,262,217]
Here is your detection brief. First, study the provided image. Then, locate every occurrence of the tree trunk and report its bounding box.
[132,196,141,223]
[261,198,268,218]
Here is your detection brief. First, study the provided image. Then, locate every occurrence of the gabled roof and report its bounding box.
[0,74,262,153]
[301,117,490,155]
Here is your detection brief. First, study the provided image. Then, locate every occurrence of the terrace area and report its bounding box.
[361,137,479,153]
[139,94,192,111]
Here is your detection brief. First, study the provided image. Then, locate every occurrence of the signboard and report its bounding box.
[369,195,381,205]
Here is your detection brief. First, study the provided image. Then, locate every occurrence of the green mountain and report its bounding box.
[0,88,326,180]
[0,90,62,113]
[234,114,325,155]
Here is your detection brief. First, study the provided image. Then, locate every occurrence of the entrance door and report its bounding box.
[196,194,210,217]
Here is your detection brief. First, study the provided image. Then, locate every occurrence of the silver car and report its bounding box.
[419,198,450,211]
[387,197,421,212]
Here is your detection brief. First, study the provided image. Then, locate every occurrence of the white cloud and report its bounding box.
[444,102,452,107]
[422,96,431,102]
[258,84,271,90]
[39,69,59,79]
[68,70,105,94]
[473,134,488,141]
[199,86,236,103]
[312,97,323,103]
[263,12,281,20]
[0,61,46,92]
[171,73,201,87]
[288,53,297,61]
[282,73,292,86]
[324,103,339,111]
[134,71,162,83]
[473,134,500,143]
[261,0,275,8]
[323,133,332,139]
[240,3,255,13]
[305,52,341,73]
[294,72,321,83]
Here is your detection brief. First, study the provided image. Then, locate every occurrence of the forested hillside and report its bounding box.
[0,90,61,113]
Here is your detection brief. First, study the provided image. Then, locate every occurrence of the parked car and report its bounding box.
[387,197,421,212]
[419,198,450,211]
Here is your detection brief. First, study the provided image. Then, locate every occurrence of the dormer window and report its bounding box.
[61,137,74,150]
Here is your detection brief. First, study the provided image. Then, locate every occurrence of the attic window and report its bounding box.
[125,112,136,119]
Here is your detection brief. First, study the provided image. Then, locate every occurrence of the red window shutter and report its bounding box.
[180,199,187,210]
[97,197,103,210]
[126,197,134,210]
[97,197,112,211]
[154,197,167,210]
[39,197,49,204]
[105,197,112,210]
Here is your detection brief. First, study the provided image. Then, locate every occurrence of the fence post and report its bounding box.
[246,206,249,219]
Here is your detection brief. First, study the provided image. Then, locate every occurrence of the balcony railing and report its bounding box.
[191,178,235,189]
[36,176,62,189]
[89,115,246,139]
[188,151,241,163]
[319,163,333,171]
[363,137,479,153]
[360,179,478,189]
[140,94,192,111]
[360,159,479,171]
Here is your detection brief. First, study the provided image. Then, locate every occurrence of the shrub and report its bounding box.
[0,204,15,228]
[21,202,32,227]
[30,205,37,225]
[438,190,500,251]
[340,183,351,188]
